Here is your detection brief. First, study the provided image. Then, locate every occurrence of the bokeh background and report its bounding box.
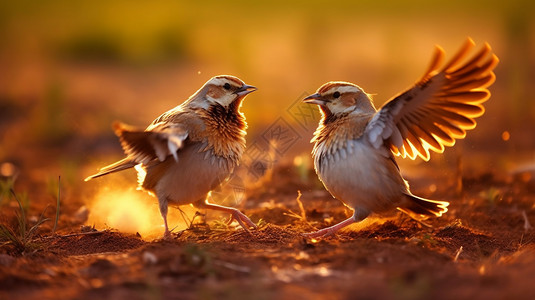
[0,0,534,234]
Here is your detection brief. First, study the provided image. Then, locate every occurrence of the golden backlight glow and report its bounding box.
[344,216,392,231]
[87,184,196,240]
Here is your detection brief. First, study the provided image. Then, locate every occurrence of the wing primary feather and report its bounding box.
[427,107,476,128]
[448,43,491,75]
[444,73,496,92]
[412,125,443,152]
[424,122,456,145]
[407,129,428,159]
[438,102,485,117]
[449,55,499,82]
[436,91,490,103]
[441,38,475,72]
[432,118,466,138]
[420,46,445,80]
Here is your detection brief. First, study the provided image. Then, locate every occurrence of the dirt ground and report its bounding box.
[2,2,535,299]
[1,158,535,300]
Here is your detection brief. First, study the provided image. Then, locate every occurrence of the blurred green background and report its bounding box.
[0,0,534,182]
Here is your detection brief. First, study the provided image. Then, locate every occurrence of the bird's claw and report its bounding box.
[161,230,173,241]
[228,209,257,233]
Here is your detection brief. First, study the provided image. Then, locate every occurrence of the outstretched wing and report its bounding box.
[366,38,499,161]
[113,121,188,165]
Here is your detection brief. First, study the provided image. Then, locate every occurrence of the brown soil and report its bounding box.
[1,164,534,300]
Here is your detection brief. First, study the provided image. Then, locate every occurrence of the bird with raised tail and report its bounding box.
[86,75,258,239]
[303,38,499,238]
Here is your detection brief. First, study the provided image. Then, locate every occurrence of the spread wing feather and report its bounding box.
[366,38,499,161]
[113,121,188,165]
[84,121,189,181]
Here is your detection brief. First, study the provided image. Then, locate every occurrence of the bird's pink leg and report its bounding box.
[201,200,257,232]
[162,214,172,240]
[303,216,356,238]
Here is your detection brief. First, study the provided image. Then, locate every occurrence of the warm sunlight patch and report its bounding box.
[86,184,196,239]
[343,216,393,232]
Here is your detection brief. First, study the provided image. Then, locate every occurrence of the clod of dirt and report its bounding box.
[49,231,145,256]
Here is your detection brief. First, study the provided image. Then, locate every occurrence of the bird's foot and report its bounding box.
[302,227,337,239]
[162,229,173,241]
[201,200,257,233]
[302,216,357,239]
[228,209,257,233]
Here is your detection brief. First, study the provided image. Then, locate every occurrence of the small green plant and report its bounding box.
[0,189,50,253]
[479,187,502,206]
[211,218,232,232]
[53,176,61,234]
[0,178,15,206]
[255,218,267,229]
[416,233,437,247]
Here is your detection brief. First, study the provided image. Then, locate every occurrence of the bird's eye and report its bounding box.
[333,91,341,99]
[223,83,231,90]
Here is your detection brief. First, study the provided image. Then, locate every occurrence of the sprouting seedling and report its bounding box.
[53,176,61,234]
[479,187,502,205]
[0,189,50,253]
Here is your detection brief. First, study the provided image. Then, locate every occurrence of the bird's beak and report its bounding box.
[235,84,257,97]
[303,93,327,106]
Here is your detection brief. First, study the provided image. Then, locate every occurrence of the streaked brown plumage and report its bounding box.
[86,75,257,239]
[303,38,499,238]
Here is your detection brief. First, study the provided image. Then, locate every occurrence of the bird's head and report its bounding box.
[192,75,257,109]
[303,81,375,117]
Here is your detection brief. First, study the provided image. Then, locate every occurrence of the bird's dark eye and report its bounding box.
[333,91,341,99]
[223,83,231,90]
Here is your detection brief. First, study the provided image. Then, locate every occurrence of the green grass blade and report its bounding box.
[10,188,26,241]
[53,176,60,234]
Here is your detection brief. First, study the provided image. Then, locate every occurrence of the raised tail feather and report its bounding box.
[84,158,136,181]
[399,193,449,217]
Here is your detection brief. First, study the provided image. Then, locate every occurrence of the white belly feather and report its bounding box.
[314,138,408,213]
[143,143,236,206]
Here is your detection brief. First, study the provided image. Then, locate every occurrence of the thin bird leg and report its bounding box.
[158,197,172,240]
[201,199,257,231]
[303,216,356,238]
[162,214,171,240]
